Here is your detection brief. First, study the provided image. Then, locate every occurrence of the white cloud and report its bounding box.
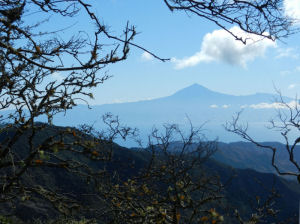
[171,52,212,69]
[284,0,300,23]
[288,83,297,89]
[222,104,230,108]
[210,104,218,108]
[172,26,276,69]
[141,52,154,61]
[249,101,300,109]
[276,47,299,59]
[250,102,284,109]
[209,104,230,109]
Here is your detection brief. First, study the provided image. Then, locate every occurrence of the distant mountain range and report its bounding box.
[0,84,296,143]
[182,141,299,178]
[1,85,299,223]
[48,84,300,180]
[215,141,300,175]
[49,83,294,144]
[161,140,300,182]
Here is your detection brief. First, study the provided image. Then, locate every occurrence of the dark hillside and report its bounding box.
[0,125,299,223]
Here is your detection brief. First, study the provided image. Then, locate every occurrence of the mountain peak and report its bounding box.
[171,83,218,98]
[186,83,209,90]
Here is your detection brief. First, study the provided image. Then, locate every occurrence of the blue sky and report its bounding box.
[54,0,300,105]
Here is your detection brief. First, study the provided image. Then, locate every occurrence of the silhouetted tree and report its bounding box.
[225,95,300,182]
[0,0,298,223]
[163,0,297,43]
[98,124,223,224]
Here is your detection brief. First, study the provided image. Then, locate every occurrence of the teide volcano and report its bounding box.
[46,84,292,143]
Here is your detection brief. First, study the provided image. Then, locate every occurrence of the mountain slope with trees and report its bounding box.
[1,0,299,223]
[0,125,299,223]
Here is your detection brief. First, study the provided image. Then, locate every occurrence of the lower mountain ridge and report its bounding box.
[0,124,299,223]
